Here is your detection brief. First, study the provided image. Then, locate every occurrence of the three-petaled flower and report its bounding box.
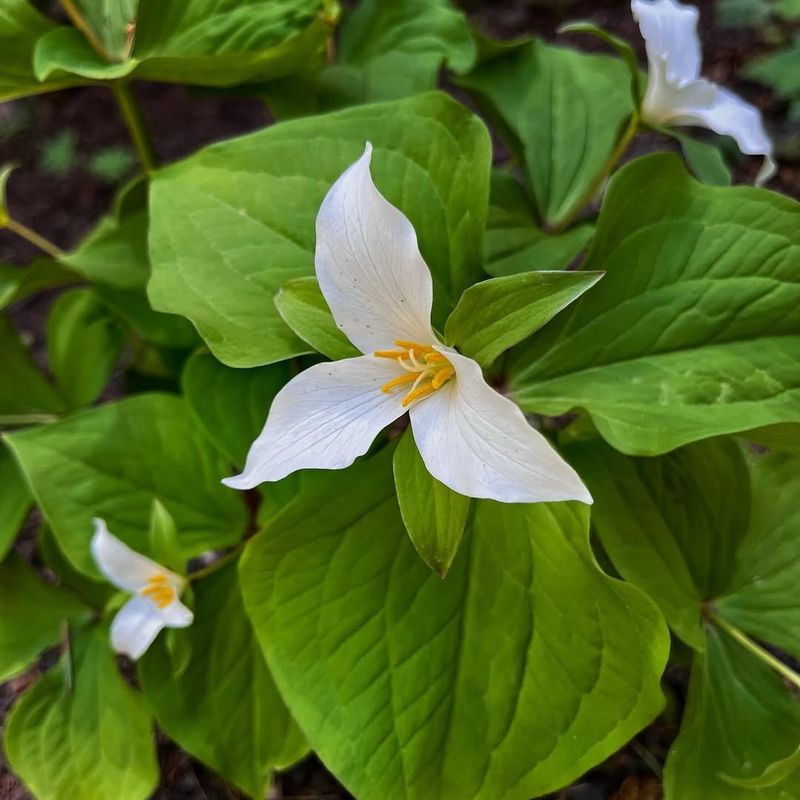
[91,518,193,660]
[633,0,775,185]
[224,144,591,505]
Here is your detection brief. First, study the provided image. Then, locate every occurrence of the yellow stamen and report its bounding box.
[140,574,176,609]
[375,340,455,407]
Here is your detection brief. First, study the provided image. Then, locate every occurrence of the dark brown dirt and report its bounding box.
[0,1,796,798]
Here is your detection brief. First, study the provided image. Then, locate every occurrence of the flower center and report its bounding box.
[374,340,455,408]
[140,574,176,609]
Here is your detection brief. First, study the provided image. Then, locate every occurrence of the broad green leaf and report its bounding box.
[6,393,246,576]
[33,27,137,82]
[670,130,732,186]
[510,154,800,455]
[0,0,70,101]
[63,0,137,62]
[240,449,668,800]
[182,351,290,468]
[336,0,475,101]
[0,552,88,681]
[148,499,182,574]
[392,428,470,576]
[484,171,594,277]
[0,440,31,558]
[0,259,81,310]
[60,180,149,288]
[458,39,633,228]
[744,423,800,454]
[148,92,491,367]
[275,276,359,360]
[664,627,800,799]
[5,623,159,800]
[566,437,751,650]
[46,288,126,408]
[140,561,307,797]
[747,38,800,99]
[445,269,602,368]
[717,452,800,660]
[0,315,67,418]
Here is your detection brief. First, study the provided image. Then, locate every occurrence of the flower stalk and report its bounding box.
[112,82,158,175]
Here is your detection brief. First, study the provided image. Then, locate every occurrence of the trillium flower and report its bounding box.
[91,518,193,659]
[224,144,591,505]
[632,0,775,185]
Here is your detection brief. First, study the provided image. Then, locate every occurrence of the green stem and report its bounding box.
[710,610,800,691]
[189,544,244,583]
[4,218,64,258]
[0,413,59,426]
[111,82,157,175]
[550,111,640,234]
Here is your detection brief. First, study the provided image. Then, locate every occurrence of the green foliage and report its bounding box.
[6,393,246,576]
[511,154,800,455]
[148,92,490,366]
[0,441,31,558]
[0,161,15,226]
[458,39,634,228]
[0,553,89,682]
[0,259,80,310]
[139,561,307,797]
[38,130,77,177]
[392,429,470,576]
[87,145,136,184]
[5,624,159,800]
[240,449,668,800]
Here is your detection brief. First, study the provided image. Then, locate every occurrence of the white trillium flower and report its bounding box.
[91,518,193,660]
[632,0,776,185]
[224,144,591,505]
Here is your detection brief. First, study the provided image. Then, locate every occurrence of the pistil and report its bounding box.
[374,340,455,407]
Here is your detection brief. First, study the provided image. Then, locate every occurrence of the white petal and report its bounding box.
[633,0,702,86]
[160,598,194,628]
[668,85,776,185]
[314,142,437,354]
[224,355,407,489]
[91,518,181,593]
[409,351,592,504]
[110,595,166,660]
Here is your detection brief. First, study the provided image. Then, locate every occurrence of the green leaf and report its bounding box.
[445,269,602,368]
[6,393,246,576]
[65,0,137,62]
[392,428,470,576]
[510,153,800,455]
[0,552,88,682]
[716,452,800,660]
[148,92,490,367]
[148,499,182,574]
[743,422,800,454]
[558,21,642,107]
[336,0,475,101]
[0,161,15,226]
[0,259,80,310]
[182,351,290,468]
[484,171,594,277]
[0,440,31,558]
[275,276,359,360]
[240,449,668,800]
[0,315,67,418]
[458,39,634,228]
[566,437,751,650]
[5,623,158,800]
[663,626,800,799]
[34,27,136,82]
[668,130,732,186]
[0,0,71,101]
[140,560,307,797]
[746,38,800,99]
[46,288,126,408]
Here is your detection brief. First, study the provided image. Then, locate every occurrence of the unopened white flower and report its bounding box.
[632,0,775,185]
[91,518,193,659]
[224,144,591,505]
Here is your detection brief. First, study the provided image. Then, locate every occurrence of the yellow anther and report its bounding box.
[140,574,176,609]
[374,340,455,407]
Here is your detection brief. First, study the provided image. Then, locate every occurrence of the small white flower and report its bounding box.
[632,0,775,185]
[224,144,591,505]
[91,518,193,660]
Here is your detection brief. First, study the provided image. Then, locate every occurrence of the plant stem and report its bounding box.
[0,413,59,427]
[189,544,244,583]
[111,82,157,175]
[4,218,64,258]
[551,111,640,234]
[710,610,800,691]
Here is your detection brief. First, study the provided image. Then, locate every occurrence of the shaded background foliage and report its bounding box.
[0,0,797,798]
